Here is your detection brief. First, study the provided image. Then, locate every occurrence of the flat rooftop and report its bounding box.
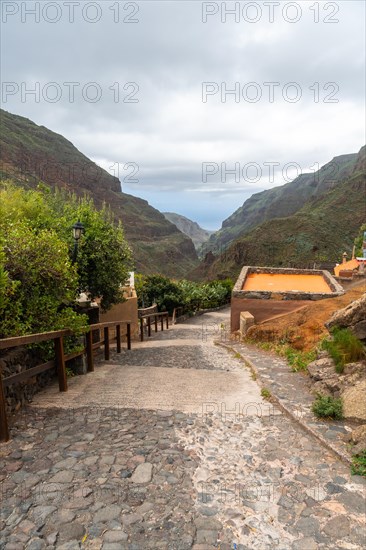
[231,266,344,332]
[232,266,344,301]
[242,273,333,294]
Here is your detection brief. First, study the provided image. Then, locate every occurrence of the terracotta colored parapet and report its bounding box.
[231,266,344,332]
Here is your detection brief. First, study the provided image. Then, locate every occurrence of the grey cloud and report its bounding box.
[1,0,365,228]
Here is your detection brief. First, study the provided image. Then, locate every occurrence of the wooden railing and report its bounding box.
[172,300,231,324]
[0,320,131,442]
[139,312,169,342]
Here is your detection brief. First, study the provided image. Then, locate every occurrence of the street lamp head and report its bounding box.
[72,220,85,241]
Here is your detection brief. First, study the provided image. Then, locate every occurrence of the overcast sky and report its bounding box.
[1,0,365,229]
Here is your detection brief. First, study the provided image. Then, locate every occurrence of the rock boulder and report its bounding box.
[342,380,366,422]
[326,293,366,340]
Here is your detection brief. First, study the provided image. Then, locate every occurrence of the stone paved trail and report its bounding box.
[1,309,365,550]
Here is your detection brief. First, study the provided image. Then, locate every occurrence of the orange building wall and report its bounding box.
[334,259,360,277]
[100,289,139,340]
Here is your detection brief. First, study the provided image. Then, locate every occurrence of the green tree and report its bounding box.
[0,221,85,339]
[176,278,233,310]
[44,189,132,310]
[135,274,184,314]
[0,182,133,338]
[135,274,233,314]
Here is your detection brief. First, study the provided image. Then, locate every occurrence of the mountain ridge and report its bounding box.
[191,146,366,281]
[163,212,214,251]
[0,109,198,278]
[202,151,359,255]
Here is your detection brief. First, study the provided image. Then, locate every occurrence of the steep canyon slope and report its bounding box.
[0,109,198,277]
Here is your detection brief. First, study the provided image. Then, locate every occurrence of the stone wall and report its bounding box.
[233,266,344,298]
[231,266,344,332]
[230,297,310,332]
[0,347,56,415]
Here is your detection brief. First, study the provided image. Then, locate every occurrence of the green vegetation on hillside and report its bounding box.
[195,154,366,280]
[322,328,365,373]
[248,339,317,373]
[203,150,361,256]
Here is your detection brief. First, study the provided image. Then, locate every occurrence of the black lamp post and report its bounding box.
[72,220,85,264]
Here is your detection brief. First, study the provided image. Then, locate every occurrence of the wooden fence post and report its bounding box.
[140,318,144,342]
[0,372,9,442]
[116,324,121,353]
[154,315,158,332]
[161,315,164,331]
[127,323,131,350]
[148,317,151,338]
[166,314,169,329]
[54,336,67,392]
[104,327,110,361]
[86,330,94,372]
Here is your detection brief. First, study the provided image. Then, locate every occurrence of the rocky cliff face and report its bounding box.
[191,146,366,281]
[203,149,361,256]
[163,212,214,251]
[0,109,198,277]
[307,292,366,443]
[326,294,366,341]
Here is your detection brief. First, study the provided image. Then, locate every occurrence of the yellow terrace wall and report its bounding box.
[99,288,139,340]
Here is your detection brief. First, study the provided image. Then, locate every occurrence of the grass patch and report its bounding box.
[261,387,271,400]
[283,347,317,372]
[233,352,241,359]
[322,327,365,373]
[248,339,317,373]
[256,341,273,351]
[312,394,343,420]
[351,450,366,477]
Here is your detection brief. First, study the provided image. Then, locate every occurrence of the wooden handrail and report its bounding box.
[0,319,132,442]
[139,312,168,319]
[89,320,132,330]
[139,312,169,341]
[0,329,72,350]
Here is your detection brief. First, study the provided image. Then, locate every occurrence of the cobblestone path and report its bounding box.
[1,309,365,550]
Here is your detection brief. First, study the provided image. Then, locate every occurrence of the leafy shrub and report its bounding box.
[261,388,271,400]
[249,339,316,373]
[135,274,233,314]
[66,367,76,378]
[1,222,80,337]
[351,450,366,477]
[284,347,317,372]
[135,274,184,315]
[0,182,132,342]
[312,394,343,419]
[177,278,232,310]
[322,327,365,373]
[39,186,132,311]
